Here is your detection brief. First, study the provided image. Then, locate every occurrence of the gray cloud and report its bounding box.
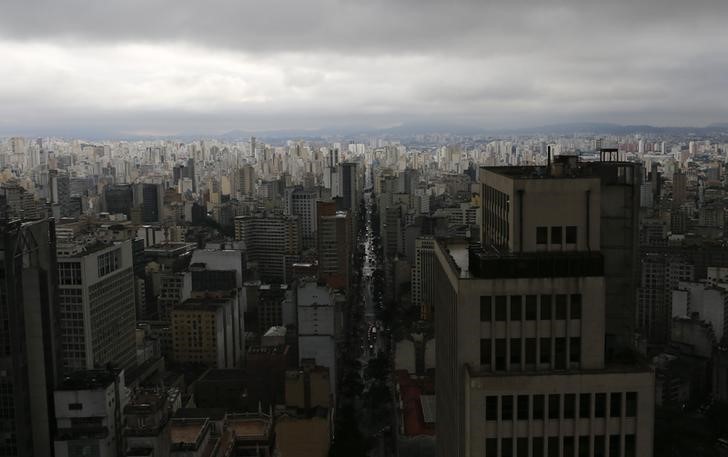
[0,0,726,137]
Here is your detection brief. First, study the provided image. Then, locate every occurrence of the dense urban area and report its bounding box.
[4,130,728,457]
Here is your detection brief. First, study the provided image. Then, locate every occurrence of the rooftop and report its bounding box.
[442,242,604,280]
[225,413,272,441]
[58,370,119,391]
[170,419,207,447]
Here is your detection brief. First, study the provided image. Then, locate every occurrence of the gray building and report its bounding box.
[0,219,61,457]
[57,240,137,374]
[434,158,655,457]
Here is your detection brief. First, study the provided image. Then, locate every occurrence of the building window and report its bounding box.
[480,296,492,322]
[570,294,582,319]
[510,296,522,321]
[97,248,121,277]
[540,295,552,320]
[526,295,537,320]
[486,438,498,456]
[511,338,522,365]
[578,436,590,457]
[595,435,605,457]
[595,393,607,418]
[480,339,492,365]
[517,395,529,420]
[566,226,577,244]
[533,437,544,457]
[502,438,514,457]
[533,394,545,420]
[495,339,506,371]
[526,338,537,364]
[540,338,551,364]
[537,226,548,244]
[570,337,581,364]
[609,435,620,457]
[502,395,514,420]
[564,393,576,419]
[548,394,560,419]
[555,338,567,369]
[564,437,575,457]
[610,393,622,417]
[626,392,637,417]
[517,437,528,457]
[555,294,567,319]
[579,393,591,418]
[548,437,559,457]
[486,396,498,421]
[495,296,507,321]
[625,435,636,457]
[551,226,563,244]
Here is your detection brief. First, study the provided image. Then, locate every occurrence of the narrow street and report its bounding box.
[332,165,394,457]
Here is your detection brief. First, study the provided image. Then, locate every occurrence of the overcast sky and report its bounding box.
[0,0,727,137]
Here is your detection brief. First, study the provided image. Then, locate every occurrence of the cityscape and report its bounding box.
[2,1,728,457]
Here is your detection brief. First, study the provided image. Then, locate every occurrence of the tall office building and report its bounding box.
[104,185,134,219]
[412,236,436,320]
[0,219,61,457]
[337,162,361,219]
[434,157,654,457]
[238,164,256,197]
[57,240,137,374]
[317,207,352,292]
[672,170,687,207]
[286,187,320,249]
[234,214,301,283]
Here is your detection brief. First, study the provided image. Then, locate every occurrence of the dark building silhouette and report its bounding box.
[0,219,61,457]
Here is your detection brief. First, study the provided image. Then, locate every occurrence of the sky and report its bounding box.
[0,0,727,138]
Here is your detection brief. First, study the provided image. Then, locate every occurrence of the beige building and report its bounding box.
[171,292,243,368]
[434,157,654,457]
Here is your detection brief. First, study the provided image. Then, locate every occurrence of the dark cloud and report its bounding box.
[0,0,726,136]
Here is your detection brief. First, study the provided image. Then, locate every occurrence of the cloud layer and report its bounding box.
[0,0,727,137]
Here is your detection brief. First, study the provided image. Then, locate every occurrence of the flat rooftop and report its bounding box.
[58,370,118,391]
[170,419,207,445]
[226,414,271,440]
[442,242,604,280]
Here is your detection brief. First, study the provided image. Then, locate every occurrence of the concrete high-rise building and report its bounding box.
[0,219,61,457]
[672,170,687,207]
[412,236,436,320]
[337,162,361,219]
[104,185,134,219]
[296,280,342,398]
[317,206,352,292]
[433,158,654,457]
[57,240,137,374]
[286,187,320,249]
[53,370,127,457]
[238,164,256,197]
[171,292,244,368]
[234,214,301,283]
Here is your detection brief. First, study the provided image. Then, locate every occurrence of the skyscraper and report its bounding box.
[0,219,61,457]
[57,240,137,374]
[434,157,654,457]
[317,204,352,292]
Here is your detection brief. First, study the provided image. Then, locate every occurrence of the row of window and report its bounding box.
[481,295,582,322]
[485,434,636,457]
[536,226,578,245]
[485,392,638,422]
[481,337,581,369]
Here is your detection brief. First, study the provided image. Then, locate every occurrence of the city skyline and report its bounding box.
[1,0,728,137]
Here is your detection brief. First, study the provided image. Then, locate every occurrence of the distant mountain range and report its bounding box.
[10,121,728,142]
[210,121,728,141]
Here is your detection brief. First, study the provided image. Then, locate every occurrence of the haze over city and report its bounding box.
[2,0,728,137]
